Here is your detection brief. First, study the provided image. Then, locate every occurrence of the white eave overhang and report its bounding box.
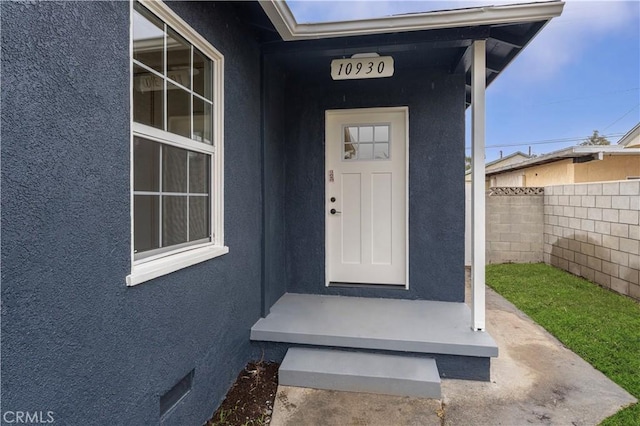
[259,0,564,41]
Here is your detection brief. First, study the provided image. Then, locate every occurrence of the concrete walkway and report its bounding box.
[270,287,636,425]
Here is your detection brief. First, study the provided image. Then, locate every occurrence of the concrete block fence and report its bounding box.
[476,181,640,300]
[543,181,640,300]
[486,192,544,264]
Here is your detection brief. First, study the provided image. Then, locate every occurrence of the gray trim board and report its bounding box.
[251,293,498,357]
[279,348,441,398]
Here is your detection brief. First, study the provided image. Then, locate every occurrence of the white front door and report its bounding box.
[325,107,408,286]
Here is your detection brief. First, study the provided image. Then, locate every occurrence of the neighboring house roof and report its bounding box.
[465,151,530,178]
[486,151,531,171]
[256,1,565,106]
[618,122,640,148]
[485,145,640,176]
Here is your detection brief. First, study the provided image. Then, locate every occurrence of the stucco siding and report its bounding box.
[523,159,574,186]
[492,172,525,187]
[262,56,288,315]
[282,70,466,302]
[2,2,264,424]
[574,155,640,182]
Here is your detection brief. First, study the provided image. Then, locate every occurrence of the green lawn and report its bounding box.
[486,263,640,426]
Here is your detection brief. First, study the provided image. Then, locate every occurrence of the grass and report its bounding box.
[486,263,640,426]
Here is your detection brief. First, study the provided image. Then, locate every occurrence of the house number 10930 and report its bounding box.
[331,56,394,80]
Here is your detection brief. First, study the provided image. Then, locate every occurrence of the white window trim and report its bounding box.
[127,0,227,286]
[127,245,229,286]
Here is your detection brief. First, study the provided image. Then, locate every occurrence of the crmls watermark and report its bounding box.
[2,411,55,424]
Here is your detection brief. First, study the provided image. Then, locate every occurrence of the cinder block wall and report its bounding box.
[543,181,640,300]
[486,193,544,264]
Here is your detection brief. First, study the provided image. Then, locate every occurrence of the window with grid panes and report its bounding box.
[130,1,224,277]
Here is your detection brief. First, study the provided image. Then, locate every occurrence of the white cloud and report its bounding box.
[514,0,639,81]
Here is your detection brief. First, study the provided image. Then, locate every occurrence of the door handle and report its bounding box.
[330,209,341,215]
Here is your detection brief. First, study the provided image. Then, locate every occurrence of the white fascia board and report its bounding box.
[571,146,636,154]
[259,0,298,41]
[260,0,564,41]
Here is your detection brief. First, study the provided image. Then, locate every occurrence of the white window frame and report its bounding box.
[126,0,227,286]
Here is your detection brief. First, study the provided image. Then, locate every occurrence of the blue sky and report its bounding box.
[287,0,640,162]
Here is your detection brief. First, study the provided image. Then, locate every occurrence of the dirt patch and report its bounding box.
[205,361,279,426]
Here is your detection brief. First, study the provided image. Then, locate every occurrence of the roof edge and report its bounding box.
[485,146,640,176]
[618,122,640,147]
[486,151,531,167]
[259,0,564,41]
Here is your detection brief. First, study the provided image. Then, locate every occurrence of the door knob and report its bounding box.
[330,208,341,215]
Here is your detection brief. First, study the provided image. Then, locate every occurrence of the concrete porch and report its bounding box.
[268,287,636,426]
[251,293,498,396]
[252,293,498,357]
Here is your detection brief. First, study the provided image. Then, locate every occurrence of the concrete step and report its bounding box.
[279,347,441,398]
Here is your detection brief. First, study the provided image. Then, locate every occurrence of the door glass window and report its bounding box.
[343,124,390,161]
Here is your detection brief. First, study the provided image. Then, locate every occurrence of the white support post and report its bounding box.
[471,40,486,331]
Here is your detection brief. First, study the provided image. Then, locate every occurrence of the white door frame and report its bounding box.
[324,106,410,289]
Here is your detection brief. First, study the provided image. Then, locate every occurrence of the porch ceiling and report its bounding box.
[234,1,562,106]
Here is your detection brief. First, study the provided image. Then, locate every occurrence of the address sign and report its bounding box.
[330,56,394,80]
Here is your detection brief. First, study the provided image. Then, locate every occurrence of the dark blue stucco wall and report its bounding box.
[261,56,288,316]
[282,69,466,302]
[2,1,263,425]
